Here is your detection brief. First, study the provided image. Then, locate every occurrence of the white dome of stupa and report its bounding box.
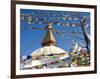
[31,45,69,57]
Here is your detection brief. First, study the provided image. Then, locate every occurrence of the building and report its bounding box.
[22,23,70,69]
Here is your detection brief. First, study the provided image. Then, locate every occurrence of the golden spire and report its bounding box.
[41,23,57,46]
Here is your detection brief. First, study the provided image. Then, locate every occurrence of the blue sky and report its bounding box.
[20,9,90,56]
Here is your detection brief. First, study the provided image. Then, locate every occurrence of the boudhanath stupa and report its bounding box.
[23,23,70,69]
[31,23,69,57]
